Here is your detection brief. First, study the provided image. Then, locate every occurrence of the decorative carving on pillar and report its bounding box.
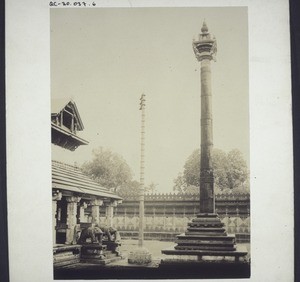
[52,190,62,201]
[193,21,217,62]
[90,199,103,206]
[65,196,81,244]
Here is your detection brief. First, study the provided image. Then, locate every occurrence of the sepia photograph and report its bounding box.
[5,0,295,280]
[50,7,250,279]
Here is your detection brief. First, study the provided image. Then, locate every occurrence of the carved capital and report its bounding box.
[107,200,118,207]
[52,190,62,201]
[66,196,81,203]
[81,201,88,209]
[193,34,217,62]
[90,199,103,206]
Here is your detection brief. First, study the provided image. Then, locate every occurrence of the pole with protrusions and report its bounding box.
[138,93,146,247]
[193,21,217,214]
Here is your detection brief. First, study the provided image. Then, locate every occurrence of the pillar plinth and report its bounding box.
[65,196,81,244]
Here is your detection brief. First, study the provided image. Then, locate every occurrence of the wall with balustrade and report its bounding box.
[99,191,250,242]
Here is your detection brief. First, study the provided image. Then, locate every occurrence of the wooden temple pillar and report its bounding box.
[52,190,62,245]
[65,196,81,244]
[90,199,103,225]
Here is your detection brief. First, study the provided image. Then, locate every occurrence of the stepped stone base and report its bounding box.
[161,213,248,263]
[53,245,81,268]
[80,242,122,265]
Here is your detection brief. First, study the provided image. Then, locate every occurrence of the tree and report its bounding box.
[173,148,249,193]
[82,147,133,193]
[145,182,158,194]
[183,149,200,187]
[117,180,141,197]
[173,173,187,194]
[226,149,249,189]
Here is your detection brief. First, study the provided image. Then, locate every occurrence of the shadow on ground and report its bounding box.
[54,260,250,280]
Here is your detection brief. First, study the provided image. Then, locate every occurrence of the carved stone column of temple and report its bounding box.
[161,22,248,263]
[79,202,88,223]
[65,196,81,244]
[52,190,62,245]
[105,200,118,227]
[90,199,103,225]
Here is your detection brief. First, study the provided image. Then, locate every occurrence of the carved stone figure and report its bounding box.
[97,224,121,242]
[77,226,103,244]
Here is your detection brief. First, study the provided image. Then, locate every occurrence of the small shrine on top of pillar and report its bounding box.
[193,20,217,62]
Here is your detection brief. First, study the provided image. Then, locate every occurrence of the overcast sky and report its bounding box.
[51,7,249,193]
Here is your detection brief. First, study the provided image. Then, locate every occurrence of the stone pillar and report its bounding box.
[52,190,62,245]
[172,207,176,231]
[124,207,127,230]
[65,196,81,244]
[152,207,156,230]
[90,199,103,225]
[79,202,88,223]
[193,21,217,214]
[163,206,166,230]
[134,207,138,230]
[105,201,117,227]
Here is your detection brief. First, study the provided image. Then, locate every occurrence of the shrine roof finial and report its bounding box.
[201,20,208,33]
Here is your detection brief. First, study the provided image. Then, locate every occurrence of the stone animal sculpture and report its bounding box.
[97,224,121,242]
[77,225,103,244]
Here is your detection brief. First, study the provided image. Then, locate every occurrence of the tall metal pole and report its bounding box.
[193,21,217,214]
[138,94,146,247]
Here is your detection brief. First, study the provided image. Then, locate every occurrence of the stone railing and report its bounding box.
[119,190,250,202]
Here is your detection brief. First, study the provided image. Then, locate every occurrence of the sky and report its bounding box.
[50,7,249,193]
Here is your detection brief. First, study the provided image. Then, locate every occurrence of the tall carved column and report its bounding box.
[52,190,62,245]
[161,22,248,263]
[65,196,81,244]
[193,21,217,214]
[90,199,103,225]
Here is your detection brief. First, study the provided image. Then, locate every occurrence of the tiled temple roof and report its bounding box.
[52,160,122,200]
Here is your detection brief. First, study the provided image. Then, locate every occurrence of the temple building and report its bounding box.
[51,99,122,266]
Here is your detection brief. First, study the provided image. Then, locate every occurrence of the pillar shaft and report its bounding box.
[200,58,215,213]
[65,196,80,244]
[193,22,217,214]
[106,201,117,227]
[139,94,146,247]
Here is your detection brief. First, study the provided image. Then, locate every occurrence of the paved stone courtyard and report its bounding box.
[117,239,250,263]
[54,239,251,279]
